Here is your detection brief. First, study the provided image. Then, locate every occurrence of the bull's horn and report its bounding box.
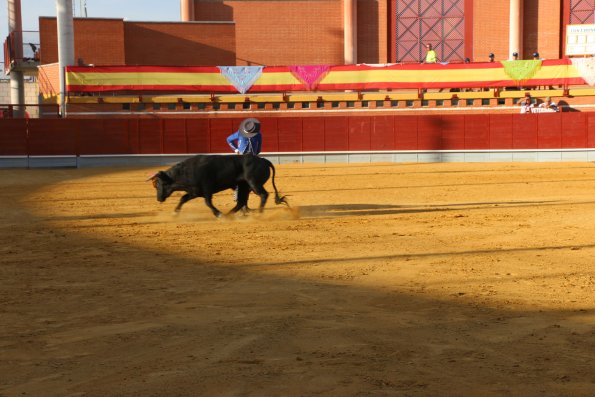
[145,172,158,182]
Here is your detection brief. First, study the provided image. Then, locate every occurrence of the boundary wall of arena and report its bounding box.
[1,112,595,168]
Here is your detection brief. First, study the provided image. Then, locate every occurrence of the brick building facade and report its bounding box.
[36,1,593,68]
[38,18,236,67]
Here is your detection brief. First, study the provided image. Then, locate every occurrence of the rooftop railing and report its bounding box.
[3,30,40,74]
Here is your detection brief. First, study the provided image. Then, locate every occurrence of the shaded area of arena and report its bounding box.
[1,162,594,396]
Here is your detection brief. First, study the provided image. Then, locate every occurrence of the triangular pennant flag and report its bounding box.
[289,65,331,90]
[501,60,542,82]
[218,66,263,94]
[570,58,595,86]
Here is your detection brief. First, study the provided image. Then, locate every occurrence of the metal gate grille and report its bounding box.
[570,0,595,24]
[395,0,465,63]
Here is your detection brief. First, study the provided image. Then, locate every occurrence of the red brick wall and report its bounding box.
[38,2,568,68]
[124,22,236,66]
[473,0,562,62]
[39,18,236,67]
[37,63,60,99]
[194,0,345,66]
[473,0,509,62]
[39,17,125,65]
[523,0,561,60]
[358,0,389,63]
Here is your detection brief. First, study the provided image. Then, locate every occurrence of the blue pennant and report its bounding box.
[218,66,264,94]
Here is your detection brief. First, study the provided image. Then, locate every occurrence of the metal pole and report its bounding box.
[57,0,75,117]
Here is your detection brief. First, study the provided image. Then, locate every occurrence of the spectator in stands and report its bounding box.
[512,52,519,60]
[488,53,495,62]
[464,57,471,64]
[539,97,559,112]
[533,52,541,60]
[424,43,438,64]
[519,97,534,114]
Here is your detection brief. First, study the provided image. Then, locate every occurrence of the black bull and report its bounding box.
[148,154,288,217]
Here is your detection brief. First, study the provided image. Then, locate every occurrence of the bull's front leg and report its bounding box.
[203,194,222,218]
[175,193,195,212]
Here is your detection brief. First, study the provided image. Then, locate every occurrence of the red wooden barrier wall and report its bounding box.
[1,113,595,157]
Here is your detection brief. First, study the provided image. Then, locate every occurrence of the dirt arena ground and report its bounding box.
[1,161,594,397]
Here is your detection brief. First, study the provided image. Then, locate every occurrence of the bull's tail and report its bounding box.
[267,160,289,206]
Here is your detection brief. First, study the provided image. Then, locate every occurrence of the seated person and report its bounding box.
[538,97,559,112]
[519,97,534,114]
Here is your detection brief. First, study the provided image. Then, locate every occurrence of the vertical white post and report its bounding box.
[8,0,25,117]
[509,0,522,59]
[344,0,357,64]
[180,0,194,22]
[57,0,75,117]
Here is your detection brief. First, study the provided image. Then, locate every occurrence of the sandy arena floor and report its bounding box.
[1,161,594,396]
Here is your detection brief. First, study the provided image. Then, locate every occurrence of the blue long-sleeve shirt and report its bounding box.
[226,131,262,155]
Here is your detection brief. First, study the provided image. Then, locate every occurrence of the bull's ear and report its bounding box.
[156,171,173,184]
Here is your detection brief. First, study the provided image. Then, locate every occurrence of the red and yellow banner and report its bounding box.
[65,59,586,94]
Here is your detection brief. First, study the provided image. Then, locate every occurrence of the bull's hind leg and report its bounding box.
[250,185,269,213]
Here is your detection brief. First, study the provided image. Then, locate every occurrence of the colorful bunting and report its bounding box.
[289,65,331,90]
[501,60,542,82]
[65,60,585,93]
[218,66,263,94]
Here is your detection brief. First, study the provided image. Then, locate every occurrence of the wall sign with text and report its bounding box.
[566,24,595,56]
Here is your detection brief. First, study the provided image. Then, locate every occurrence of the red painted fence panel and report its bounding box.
[27,119,77,155]
[371,116,394,150]
[324,117,349,151]
[586,113,595,148]
[417,116,442,149]
[209,119,236,153]
[0,113,592,157]
[78,119,132,154]
[348,116,372,151]
[186,119,210,153]
[464,114,489,149]
[537,113,562,149]
[0,119,27,155]
[277,118,303,152]
[162,119,187,154]
[302,118,325,151]
[442,115,465,150]
[260,117,279,153]
[512,114,538,149]
[563,112,587,148]
[489,114,513,149]
[137,119,162,154]
[394,116,418,150]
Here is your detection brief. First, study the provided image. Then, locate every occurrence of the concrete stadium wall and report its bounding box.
[1,113,595,168]
[0,80,40,117]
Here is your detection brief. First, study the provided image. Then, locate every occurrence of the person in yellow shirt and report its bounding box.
[424,43,438,63]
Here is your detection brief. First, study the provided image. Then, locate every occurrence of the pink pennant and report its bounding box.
[289,65,331,90]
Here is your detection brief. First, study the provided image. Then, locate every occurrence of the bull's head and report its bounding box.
[147,171,174,202]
